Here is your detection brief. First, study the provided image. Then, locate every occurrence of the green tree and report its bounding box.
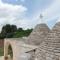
[11,25,17,32]
[1,24,17,38]
[17,28,23,32]
[0,24,33,39]
[13,28,33,38]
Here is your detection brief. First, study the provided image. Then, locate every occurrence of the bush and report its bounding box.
[0,47,4,56]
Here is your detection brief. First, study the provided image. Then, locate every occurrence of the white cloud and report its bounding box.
[56,18,60,22]
[0,0,27,31]
[43,0,60,22]
[20,0,25,2]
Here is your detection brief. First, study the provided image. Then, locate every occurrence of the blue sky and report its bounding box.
[2,0,53,19]
[0,0,60,31]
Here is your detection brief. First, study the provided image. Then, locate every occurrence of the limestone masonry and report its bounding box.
[4,22,60,60]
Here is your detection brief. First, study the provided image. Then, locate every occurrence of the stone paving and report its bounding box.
[0,56,12,60]
[0,56,4,60]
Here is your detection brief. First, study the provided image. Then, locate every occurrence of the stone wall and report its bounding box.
[0,39,4,47]
[4,38,37,60]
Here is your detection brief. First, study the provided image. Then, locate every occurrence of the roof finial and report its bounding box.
[40,14,44,23]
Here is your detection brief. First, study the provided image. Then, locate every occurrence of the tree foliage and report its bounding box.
[13,28,33,38]
[0,24,17,38]
[0,24,33,39]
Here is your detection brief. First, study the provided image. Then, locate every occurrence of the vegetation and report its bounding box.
[8,45,13,58]
[13,29,33,38]
[0,24,33,39]
[0,47,4,56]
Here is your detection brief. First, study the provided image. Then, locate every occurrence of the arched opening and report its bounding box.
[4,44,13,60]
[8,44,13,60]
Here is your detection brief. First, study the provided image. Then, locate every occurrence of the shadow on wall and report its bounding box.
[4,44,13,60]
[8,45,13,59]
[0,39,4,47]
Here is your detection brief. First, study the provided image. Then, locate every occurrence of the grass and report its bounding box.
[0,46,13,57]
[0,47,4,56]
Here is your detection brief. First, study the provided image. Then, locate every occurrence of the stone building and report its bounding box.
[4,22,60,60]
[26,23,50,45]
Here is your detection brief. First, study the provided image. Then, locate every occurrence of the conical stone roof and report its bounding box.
[52,22,60,32]
[26,23,50,45]
[33,23,50,32]
[35,28,60,60]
